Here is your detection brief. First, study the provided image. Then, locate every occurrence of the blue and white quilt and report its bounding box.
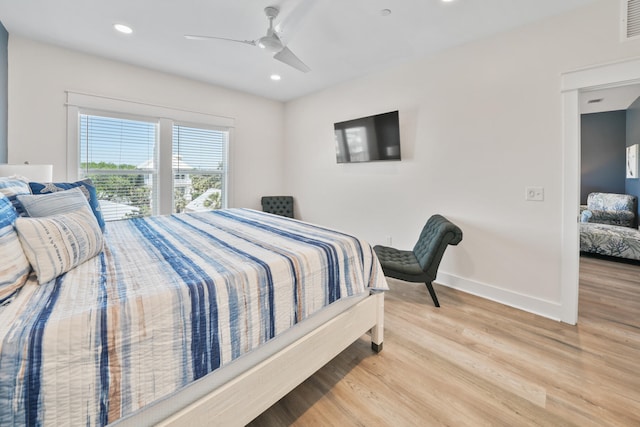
[0,208,387,426]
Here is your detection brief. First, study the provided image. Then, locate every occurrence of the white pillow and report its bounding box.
[15,205,104,284]
[17,187,90,217]
[0,193,31,304]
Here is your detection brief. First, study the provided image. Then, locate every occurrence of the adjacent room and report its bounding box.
[0,0,639,425]
[580,84,640,260]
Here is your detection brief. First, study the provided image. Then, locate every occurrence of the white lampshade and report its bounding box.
[0,164,53,182]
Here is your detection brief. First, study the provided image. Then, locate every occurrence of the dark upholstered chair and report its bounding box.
[373,214,463,307]
[261,196,294,218]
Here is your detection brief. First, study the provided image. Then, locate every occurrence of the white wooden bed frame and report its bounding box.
[150,291,384,426]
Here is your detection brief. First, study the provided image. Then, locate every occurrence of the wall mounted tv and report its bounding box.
[334,110,401,163]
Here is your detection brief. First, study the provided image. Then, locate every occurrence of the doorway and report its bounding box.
[561,57,640,324]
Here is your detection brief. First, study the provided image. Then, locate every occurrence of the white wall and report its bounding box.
[7,37,285,210]
[283,0,640,320]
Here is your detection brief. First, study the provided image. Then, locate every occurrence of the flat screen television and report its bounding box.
[334,110,401,163]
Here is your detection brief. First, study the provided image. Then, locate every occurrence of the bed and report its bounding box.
[0,205,387,426]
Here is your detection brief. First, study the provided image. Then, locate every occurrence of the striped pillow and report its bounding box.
[0,193,31,304]
[28,179,106,231]
[17,187,90,217]
[0,176,31,216]
[15,205,104,284]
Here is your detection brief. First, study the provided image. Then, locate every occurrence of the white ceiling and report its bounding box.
[0,0,598,102]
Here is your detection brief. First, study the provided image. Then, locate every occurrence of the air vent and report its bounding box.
[623,0,640,40]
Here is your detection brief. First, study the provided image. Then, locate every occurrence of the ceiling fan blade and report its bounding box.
[184,34,256,46]
[273,46,310,73]
[275,0,317,43]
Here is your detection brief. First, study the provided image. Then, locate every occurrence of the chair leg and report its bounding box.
[425,281,440,307]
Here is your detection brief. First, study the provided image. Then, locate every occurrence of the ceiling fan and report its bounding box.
[185,6,311,73]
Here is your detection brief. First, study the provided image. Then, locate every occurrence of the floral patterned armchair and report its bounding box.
[581,192,638,229]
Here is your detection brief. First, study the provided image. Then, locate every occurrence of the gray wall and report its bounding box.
[580,111,626,204]
[626,97,640,205]
[0,21,6,163]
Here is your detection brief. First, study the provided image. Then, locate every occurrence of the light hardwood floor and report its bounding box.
[250,255,640,426]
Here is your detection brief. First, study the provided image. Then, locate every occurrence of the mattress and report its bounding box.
[0,208,387,426]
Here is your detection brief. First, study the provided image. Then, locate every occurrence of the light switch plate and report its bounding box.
[526,187,544,201]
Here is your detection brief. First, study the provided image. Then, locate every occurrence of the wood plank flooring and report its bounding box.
[249,255,640,426]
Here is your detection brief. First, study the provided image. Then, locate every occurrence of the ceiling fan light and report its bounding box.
[258,36,282,52]
[113,23,133,34]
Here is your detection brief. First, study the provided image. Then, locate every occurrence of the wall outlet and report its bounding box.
[525,186,544,201]
[385,236,392,246]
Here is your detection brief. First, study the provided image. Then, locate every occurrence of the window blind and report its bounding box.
[172,124,228,213]
[79,114,158,221]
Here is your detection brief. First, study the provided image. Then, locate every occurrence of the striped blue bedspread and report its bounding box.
[0,208,387,426]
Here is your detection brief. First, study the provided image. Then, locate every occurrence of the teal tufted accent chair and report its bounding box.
[373,214,463,307]
[261,196,294,218]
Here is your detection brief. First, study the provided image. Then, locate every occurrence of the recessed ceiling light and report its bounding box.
[380,9,392,16]
[270,74,281,81]
[113,23,133,34]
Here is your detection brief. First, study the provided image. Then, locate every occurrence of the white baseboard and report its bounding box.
[436,271,563,322]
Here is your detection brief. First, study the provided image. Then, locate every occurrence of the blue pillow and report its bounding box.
[0,192,17,228]
[29,179,106,231]
[581,209,593,223]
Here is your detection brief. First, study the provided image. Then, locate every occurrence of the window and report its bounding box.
[172,124,228,214]
[67,92,234,221]
[79,114,158,221]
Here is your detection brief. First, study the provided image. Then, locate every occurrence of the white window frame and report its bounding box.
[66,91,235,215]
